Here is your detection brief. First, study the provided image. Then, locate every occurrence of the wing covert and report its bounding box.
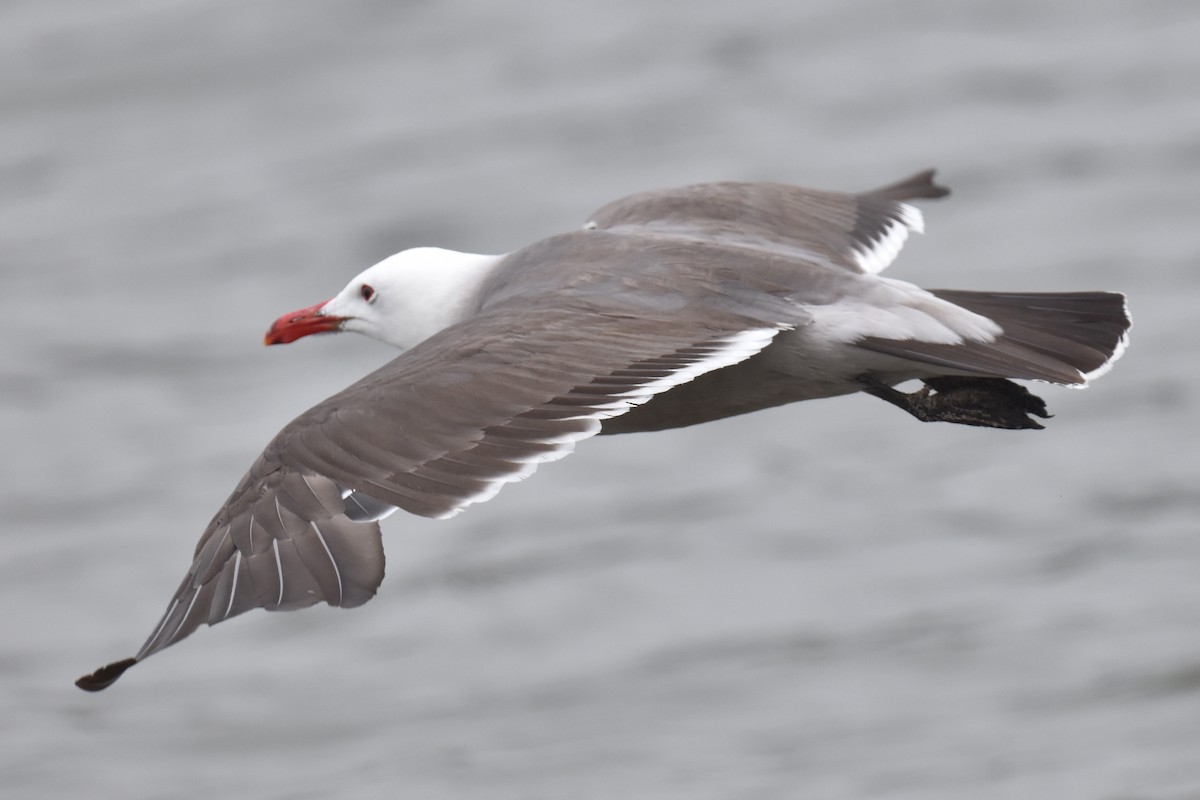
[277,309,788,520]
[585,169,949,275]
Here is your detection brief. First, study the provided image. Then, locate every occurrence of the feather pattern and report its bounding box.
[585,169,948,274]
[76,170,1131,691]
[128,471,386,666]
[81,308,788,686]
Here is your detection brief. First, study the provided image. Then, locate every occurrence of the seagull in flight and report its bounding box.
[76,170,1130,691]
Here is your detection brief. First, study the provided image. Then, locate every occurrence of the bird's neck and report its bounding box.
[375,249,505,350]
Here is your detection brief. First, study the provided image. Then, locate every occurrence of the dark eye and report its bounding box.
[359,284,377,303]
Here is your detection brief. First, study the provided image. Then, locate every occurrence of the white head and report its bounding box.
[264,247,503,350]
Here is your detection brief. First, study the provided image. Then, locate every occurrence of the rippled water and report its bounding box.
[3,2,1199,798]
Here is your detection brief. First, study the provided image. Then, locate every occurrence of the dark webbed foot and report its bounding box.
[861,376,1052,430]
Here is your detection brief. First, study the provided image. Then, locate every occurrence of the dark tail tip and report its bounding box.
[75,657,138,692]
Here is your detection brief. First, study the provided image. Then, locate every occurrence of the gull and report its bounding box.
[76,170,1130,691]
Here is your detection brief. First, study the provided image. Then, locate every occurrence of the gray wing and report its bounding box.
[77,282,791,689]
[76,467,388,691]
[135,471,385,655]
[274,306,787,521]
[585,169,949,275]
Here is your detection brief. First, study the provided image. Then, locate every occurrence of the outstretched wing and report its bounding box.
[77,299,789,690]
[139,472,385,655]
[76,468,388,691]
[276,309,785,521]
[585,169,949,275]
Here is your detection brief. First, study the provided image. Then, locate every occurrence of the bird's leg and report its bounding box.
[859,375,1052,430]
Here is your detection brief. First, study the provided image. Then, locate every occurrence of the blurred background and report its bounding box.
[2,1,1198,798]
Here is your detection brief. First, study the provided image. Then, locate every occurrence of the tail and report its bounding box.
[859,290,1131,386]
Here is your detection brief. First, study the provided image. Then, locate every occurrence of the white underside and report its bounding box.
[808,276,1002,346]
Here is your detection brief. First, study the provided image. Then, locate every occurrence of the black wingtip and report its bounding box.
[924,168,951,199]
[75,657,138,692]
[870,168,951,201]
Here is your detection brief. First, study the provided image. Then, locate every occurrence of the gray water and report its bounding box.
[3,2,1199,798]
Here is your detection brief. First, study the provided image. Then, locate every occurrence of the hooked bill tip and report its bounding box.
[263,300,341,346]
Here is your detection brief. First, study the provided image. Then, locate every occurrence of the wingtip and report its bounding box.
[870,168,951,201]
[75,657,138,692]
[924,168,951,199]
